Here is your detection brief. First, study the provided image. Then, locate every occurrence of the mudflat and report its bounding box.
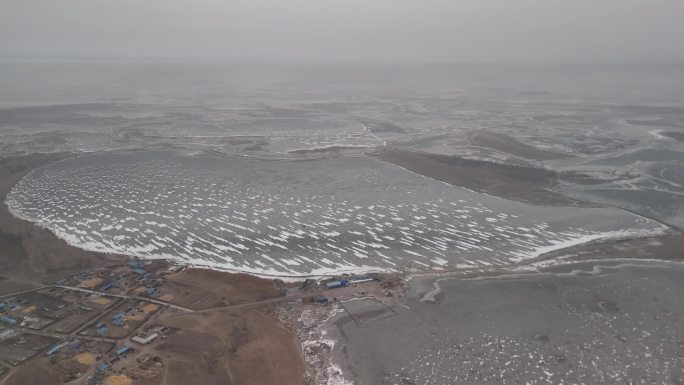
[374,147,577,205]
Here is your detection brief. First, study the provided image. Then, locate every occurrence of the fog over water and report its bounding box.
[2,0,684,63]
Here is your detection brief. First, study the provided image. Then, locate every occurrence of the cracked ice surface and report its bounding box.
[6,151,664,276]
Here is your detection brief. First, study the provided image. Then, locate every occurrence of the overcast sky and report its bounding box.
[2,0,684,63]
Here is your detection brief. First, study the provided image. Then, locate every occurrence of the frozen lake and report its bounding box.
[6,151,664,276]
[333,261,684,385]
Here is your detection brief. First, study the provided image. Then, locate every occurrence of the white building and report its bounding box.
[132,333,159,345]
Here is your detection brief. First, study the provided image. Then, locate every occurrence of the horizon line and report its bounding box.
[2,55,684,67]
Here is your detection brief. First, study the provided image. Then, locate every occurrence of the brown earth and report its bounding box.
[162,268,285,310]
[156,309,306,385]
[156,293,174,301]
[89,296,112,305]
[75,352,95,366]
[78,277,104,288]
[105,374,133,385]
[19,305,36,314]
[142,304,160,314]
[373,147,578,206]
[0,276,40,297]
[0,357,64,385]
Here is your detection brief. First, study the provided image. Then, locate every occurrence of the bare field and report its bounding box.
[0,333,57,366]
[0,357,63,385]
[162,268,284,310]
[0,277,40,297]
[156,309,305,385]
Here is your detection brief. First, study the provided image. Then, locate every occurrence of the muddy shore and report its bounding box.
[373,147,579,206]
[0,153,122,284]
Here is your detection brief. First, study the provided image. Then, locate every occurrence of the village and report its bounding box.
[0,258,404,385]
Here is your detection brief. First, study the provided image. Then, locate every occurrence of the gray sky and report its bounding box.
[2,0,684,63]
